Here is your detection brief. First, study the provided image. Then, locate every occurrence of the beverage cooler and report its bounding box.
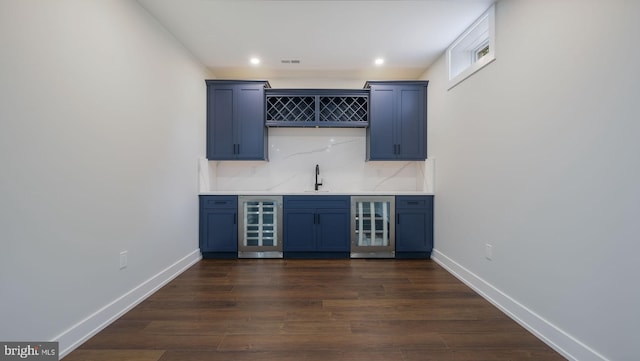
[350,196,395,258]
[238,195,283,258]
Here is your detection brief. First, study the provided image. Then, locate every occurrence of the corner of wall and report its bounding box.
[56,250,201,358]
[432,249,609,361]
[199,157,212,192]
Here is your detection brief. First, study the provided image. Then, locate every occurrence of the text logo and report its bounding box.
[0,342,58,360]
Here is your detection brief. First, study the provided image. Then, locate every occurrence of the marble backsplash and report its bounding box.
[200,128,434,193]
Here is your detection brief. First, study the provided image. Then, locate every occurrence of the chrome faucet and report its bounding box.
[315,164,323,191]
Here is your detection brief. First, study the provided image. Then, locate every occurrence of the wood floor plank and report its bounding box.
[350,319,530,334]
[158,350,405,361]
[68,259,565,361]
[143,320,232,336]
[439,331,555,349]
[79,334,224,351]
[63,350,165,361]
[216,332,446,351]
[402,349,567,361]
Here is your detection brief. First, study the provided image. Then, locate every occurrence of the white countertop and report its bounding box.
[199,190,433,196]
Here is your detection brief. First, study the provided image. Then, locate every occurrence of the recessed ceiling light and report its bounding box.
[374,58,385,66]
[250,57,261,65]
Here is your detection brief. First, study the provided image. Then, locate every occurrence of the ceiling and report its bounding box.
[136,0,495,80]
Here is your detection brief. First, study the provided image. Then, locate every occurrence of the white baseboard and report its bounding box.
[431,249,608,361]
[56,249,202,358]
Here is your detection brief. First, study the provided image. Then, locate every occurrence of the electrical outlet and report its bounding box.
[485,244,493,261]
[119,250,128,269]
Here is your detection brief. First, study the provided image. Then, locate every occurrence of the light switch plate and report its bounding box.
[120,250,128,269]
[485,244,493,261]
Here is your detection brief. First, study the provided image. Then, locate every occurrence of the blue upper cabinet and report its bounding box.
[206,80,270,160]
[365,81,428,160]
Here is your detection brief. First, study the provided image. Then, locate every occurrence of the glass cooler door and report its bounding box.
[238,196,283,258]
[351,196,395,258]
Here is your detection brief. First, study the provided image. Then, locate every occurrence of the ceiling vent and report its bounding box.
[281,59,301,64]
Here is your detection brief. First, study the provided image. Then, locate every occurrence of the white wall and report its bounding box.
[423,1,640,360]
[0,0,208,356]
[267,77,364,89]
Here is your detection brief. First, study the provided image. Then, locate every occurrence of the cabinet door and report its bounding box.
[395,196,433,255]
[368,85,397,160]
[200,209,238,253]
[367,82,428,161]
[283,209,316,252]
[235,84,267,160]
[316,208,350,252]
[206,81,268,160]
[207,86,236,160]
[396,211,431,252]
[200,196,238,257]
[397,86,426,160]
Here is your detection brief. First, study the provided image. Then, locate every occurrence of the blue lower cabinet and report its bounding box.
[283,196,350,258]
[283,209,316,252]
[199,195,238,259]
[395,195,434,259]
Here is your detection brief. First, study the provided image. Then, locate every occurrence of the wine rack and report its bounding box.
[266,89,369,127]
[266,96,315,123]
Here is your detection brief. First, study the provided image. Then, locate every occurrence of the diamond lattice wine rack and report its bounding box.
[265,89,369,127]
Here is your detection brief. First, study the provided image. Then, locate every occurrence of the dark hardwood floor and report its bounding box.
[65,259,565,360]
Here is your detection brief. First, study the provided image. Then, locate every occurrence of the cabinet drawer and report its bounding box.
[284,196,350,209]
[396,196,432,209]
[200,195,238,209]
